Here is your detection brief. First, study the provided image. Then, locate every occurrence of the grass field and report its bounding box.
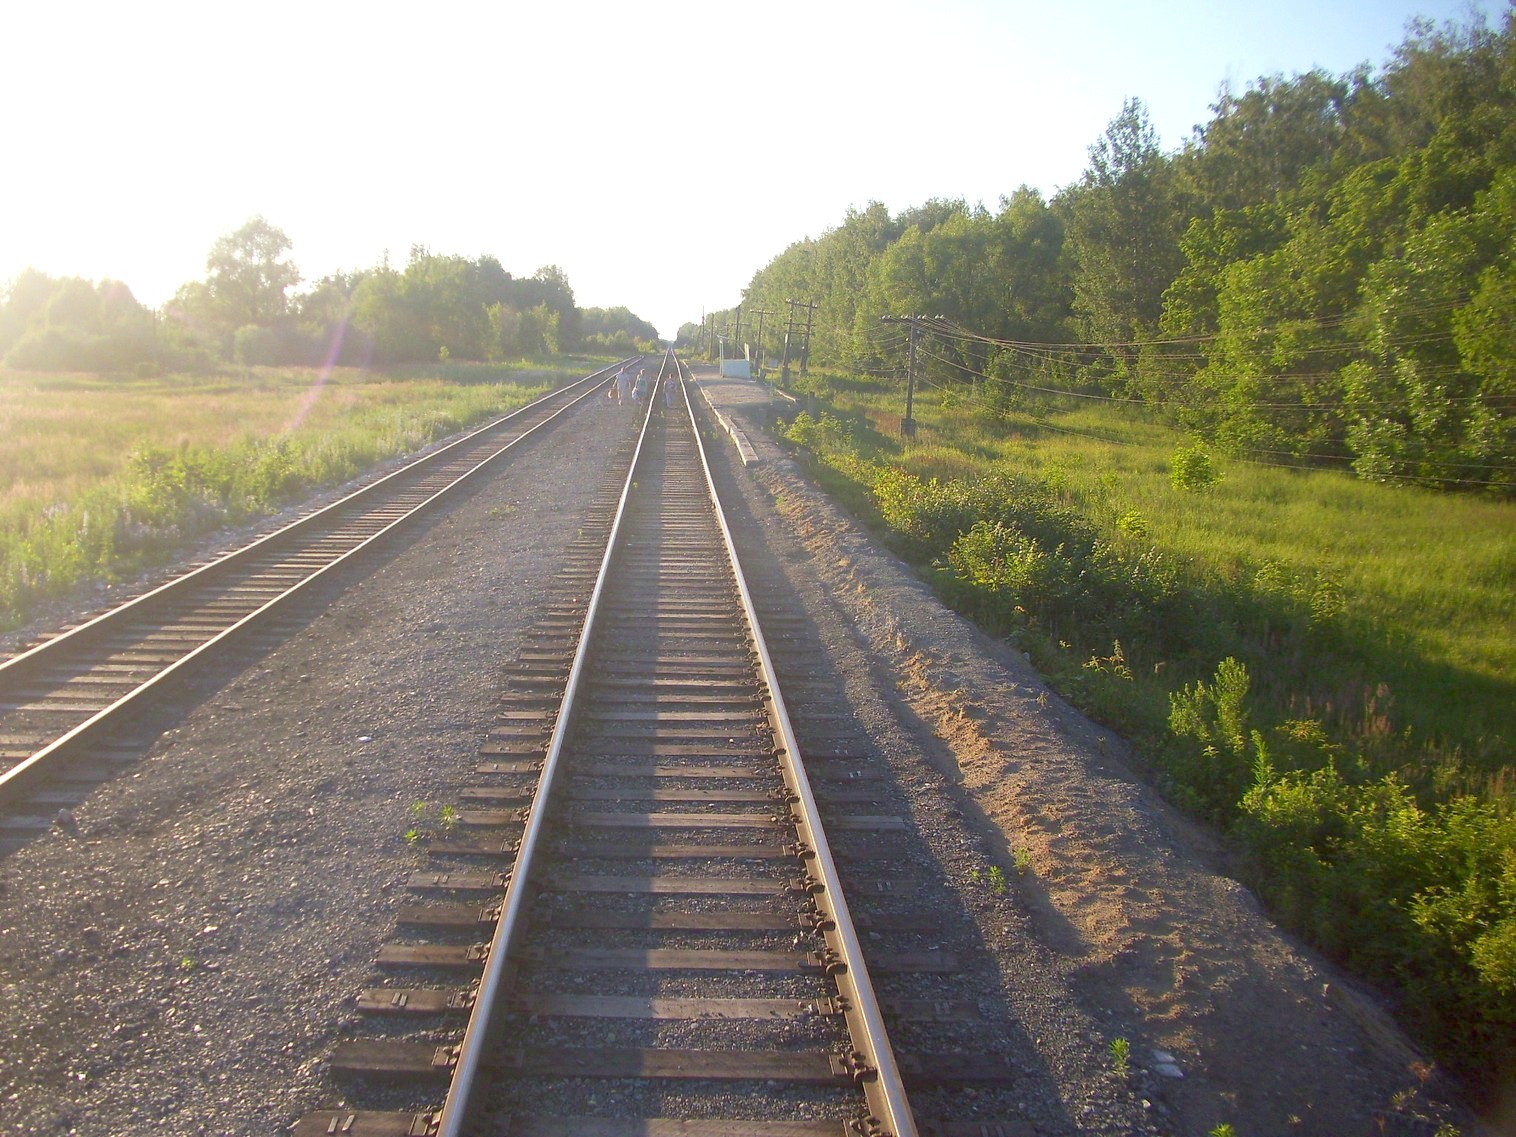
[0,360,590,629]
[777,369,1515,1093]
[792,373,1514,768]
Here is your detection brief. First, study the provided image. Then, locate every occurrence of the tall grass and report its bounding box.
[804,378,1514,766]
[0,363,559,628]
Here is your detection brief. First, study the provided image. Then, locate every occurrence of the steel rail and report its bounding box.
[0,359,634,808]
[434,354,668,1137]
[437,348,917,1136]
[680,352,920,1137]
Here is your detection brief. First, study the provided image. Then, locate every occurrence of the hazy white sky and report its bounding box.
[0,0,1502,339]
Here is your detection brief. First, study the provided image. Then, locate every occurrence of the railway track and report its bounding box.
[295,354,1020,1137]
[0,359,634,830]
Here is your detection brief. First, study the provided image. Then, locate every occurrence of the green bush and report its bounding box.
[1166,657,1263,821]
[870,466,1098,565]
[943,520,1083,633]
[1170,442,1220,491]
[1239,764,1516,1078]
[872,467,978,560]
[1086,539,1195,655]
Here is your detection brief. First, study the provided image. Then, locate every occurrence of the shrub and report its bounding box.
[869,466,1098,566]
[872,467,977,560]
[1115,508,1148,538]
[784,411,858,457]
[1170,442,1220,491]
[943,520,1083,633]
[1238,765,1516,1084]
[1166,656,1261,821]
[1086,539,1194,656]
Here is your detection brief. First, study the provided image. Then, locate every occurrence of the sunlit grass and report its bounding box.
[800,371,1515,760]
[0,363,563,628]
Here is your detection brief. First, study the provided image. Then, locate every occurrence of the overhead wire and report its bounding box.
[914,342,1516,423]
[747,302,1512,411]
[902,341,1516,486]
[911,320,1516,411]
[730,305,1514,485]
[907,368,1512,487]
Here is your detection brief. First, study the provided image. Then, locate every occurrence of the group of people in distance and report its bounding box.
[610,366,678,411]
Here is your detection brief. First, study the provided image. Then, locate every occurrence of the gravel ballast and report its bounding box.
[0,382,1478,1136]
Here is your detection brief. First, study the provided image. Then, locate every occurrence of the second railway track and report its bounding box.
[0,360,634,828]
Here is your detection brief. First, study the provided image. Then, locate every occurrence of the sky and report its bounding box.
[0,0,1503,340]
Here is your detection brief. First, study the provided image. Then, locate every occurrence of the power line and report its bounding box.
[904,370,1513,487]
[912,368,1514,486]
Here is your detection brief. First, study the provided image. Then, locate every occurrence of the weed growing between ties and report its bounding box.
[404,800,460,845]
[775,371,1516,1099]
[0,364,555,629]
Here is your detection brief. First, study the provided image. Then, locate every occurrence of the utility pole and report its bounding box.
[780,300,798,382]
[749,308,770,377]
[880,315,925,438]
[782,298,818,382]
[799,300,816,378]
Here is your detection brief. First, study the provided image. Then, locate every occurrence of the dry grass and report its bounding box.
[0,363,558,627]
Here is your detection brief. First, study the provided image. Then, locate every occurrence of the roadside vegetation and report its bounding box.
[681,10,1516,1101]
[0,363,576,629]
[775,374,1514,1100]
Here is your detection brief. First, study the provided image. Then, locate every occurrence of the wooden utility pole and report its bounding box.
[880,315,924,438]
[780,301,797,381]
[799,300,817,378]
[749,308,770,376]
[782,298,818,382]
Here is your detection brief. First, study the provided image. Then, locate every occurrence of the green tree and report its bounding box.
[1063,99,1188,384]
[342,249,580,365]
[1,269,68,358]
[674,320,703,349]
[1,272,157,371]
[295,271,368,366]
[581,306,658,350]
[1347,165,1516,488]
[204,216,300,330]
[1181,71,1355,213]
[528,264,579,349]
[811,202,902,367]
[987,187,1070,345]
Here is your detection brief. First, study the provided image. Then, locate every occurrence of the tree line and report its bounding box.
[689,12,1515,492]
[0,222,660,374]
